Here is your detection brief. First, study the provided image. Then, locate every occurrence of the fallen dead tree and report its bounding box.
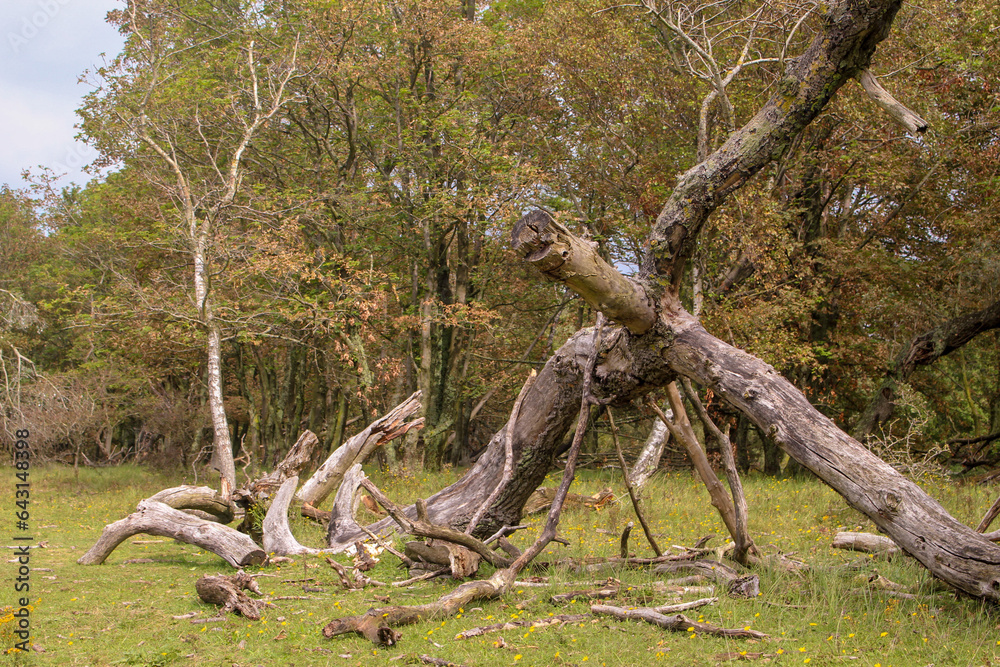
[297,391,423,510]
[322,322,608,645]
[77,500,266,567]
[80,394,424,568]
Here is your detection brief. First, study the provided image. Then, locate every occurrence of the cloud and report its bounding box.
[0,0,123,189]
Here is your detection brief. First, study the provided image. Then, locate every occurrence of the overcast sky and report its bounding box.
[1,0,124,191]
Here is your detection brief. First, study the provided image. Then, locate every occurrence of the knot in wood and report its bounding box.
[879,490,902,517]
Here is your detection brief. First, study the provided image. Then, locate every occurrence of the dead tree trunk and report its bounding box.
[78,500,266,567]
[629,411,670,488]
[297,392,422,510]
[322,0,1000,602]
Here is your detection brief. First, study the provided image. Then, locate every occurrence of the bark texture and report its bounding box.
[646,0,904,288]
[297,392,422,508]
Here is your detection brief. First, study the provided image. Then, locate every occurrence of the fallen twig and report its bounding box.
[592,604,766,638]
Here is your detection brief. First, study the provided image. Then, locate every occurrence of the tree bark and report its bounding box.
[78,500,266,567]
[296,391,422,508]
[853,298,1000,439]
[147,485,234,523]
[660,304,1000,599]
[628,415,669,489]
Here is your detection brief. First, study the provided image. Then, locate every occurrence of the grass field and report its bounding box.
[3,463,1000,666]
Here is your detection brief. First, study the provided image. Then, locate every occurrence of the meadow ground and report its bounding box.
[2,463,1000,666]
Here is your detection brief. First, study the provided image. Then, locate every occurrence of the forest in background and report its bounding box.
[1,0,998,480]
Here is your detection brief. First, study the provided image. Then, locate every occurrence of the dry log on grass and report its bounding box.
[832,531,900,556]
[297,392,423,509]
[405,539,482,579]
[195,571,264,619]
[523,486,615,515]
[78,500,266,567]
[591,604,766,638]
[361,478,511,570]
[322,570,516,645]
[148,486,234,523]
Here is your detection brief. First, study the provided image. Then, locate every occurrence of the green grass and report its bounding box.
[3,464,1000,666]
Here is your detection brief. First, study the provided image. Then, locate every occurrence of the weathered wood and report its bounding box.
[262,476,319,556]
[856,69,928,134]
[361,478,509,570]
[322,571,514,645]
[325,464,368,546]
[645,0,904,289]
[652,558,759,598]
[78,500,266,567]
[662,309,1000,599]
[147,485,234,523]
[647,390,742,549]
[195,571,264,619]
[683,377,756,563]
[250,430,319,493]
[297,392,423,508]
[513,210,656,334]
[832,531,900,555]
[629,414,670,489]
[591,604,766,638]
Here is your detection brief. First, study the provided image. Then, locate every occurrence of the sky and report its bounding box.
[0,0,125,191]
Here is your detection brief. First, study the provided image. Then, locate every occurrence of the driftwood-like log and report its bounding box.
[249,430,319,494]
[298,392,423,508]
[78,500,266,567]
[325,464,369,543]
[629,414,670,489]
[592,604,766,638]
[195,571,264,619]
[262,476,319,556]
[831,531,900,555]
[513,210,656,335]
[147,485,235,523]
[652,559,759,598]
[856,69,928,135]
